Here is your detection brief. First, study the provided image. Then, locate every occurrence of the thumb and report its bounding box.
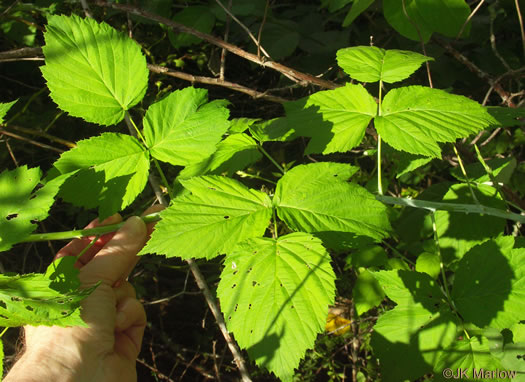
[79,216,147,286]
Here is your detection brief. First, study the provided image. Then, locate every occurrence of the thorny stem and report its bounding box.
[430,212,453,308]
[377,80,383,195]
[21,213,162,243]
[377,195,525,224]
[140,151,253,382]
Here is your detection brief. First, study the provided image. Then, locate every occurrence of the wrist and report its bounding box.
[5,326,91,382]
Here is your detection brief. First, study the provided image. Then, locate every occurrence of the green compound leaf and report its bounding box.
[433,336,504,382]
[371,270,458,381]
[249,118,298,143]
[435,184,506,264]
[285,84,377,155]
[383,0,471,42]
[178,133,262,179]
[375,86,498,157]
[0,257,96,327]
[0,100,17,123]
[54,133,150,220]
[452,237,525,330]
[217,233,336,382]
[415,252,441,279]
[144,87,230,166]
[0,166,69,252]
[140,176,272,259]
[41,15,148,126]
[275,163,391,240]
[336,46,432,83]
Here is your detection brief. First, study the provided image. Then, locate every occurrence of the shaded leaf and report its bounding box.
[168,6,215,48]
[453,238,525,330]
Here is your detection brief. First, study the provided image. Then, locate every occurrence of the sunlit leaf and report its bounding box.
[41,15,148,126]
[217,233,336,381]
[140,176,272,259]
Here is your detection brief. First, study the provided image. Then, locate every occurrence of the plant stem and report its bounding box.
[453,145,480,204]
[77,235,99,260]
[377,195,525,224]
[258,144,285,174]
[473,143,511,209]
[377,80,383,195]
[124,112,147,146]
[272,207,278,239]
[20,213,161,243]
[430,212,454,308]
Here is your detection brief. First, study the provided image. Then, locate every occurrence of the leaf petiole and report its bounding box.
[20,213,161,244]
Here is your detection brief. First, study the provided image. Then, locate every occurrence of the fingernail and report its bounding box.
[122,216,146,235]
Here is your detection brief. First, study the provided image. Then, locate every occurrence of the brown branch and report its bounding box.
[435,38,516,107]
[0,128,64,153]
[148,64,289,103]
[95,1,338,90]
[6,125,76,148]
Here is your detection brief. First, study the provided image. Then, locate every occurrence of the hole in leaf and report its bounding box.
[253,251,257,254]
[30,220,38,224]
[333,174,338,177]
[0,301,6,309]
[234,304,238,312]
[228,316,232,321]
[6,213,18,221]
[248,304,252,310]
[250,330,253,334]
[25,306,34,311]
[233,270,238,275]
[247,267,252,273]
[280,283,283,287]
[252,281,257,287]
[61,311,68,316]
[208,187,216,190]
[224,216,230,219]
[291,305,295,309]
[231,283,236,289]
[57,299,65,304]
[10,296,21,302]
[30,194,37,200]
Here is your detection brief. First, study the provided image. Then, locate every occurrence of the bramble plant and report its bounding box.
[0,5,525,382]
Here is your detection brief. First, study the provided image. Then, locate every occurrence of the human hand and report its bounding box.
[5,206,162,382]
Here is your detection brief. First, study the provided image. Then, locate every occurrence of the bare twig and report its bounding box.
[4,139,18,166]
[122,114,252,382]
[148,64,288,103]
[0,128,64,153]
[95,1,338,89]
[435,39,515,107]
[257,0,271,59]
[6,125,76,148]
[515,0,525,58]
[215,0,271,59]
[401,0,433,87]
[219,0,232,80]
[457,0,485,39]
[489,4,513,72]
[80,0,93,18]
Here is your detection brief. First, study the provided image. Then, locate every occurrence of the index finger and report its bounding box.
[79,216,147,286]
